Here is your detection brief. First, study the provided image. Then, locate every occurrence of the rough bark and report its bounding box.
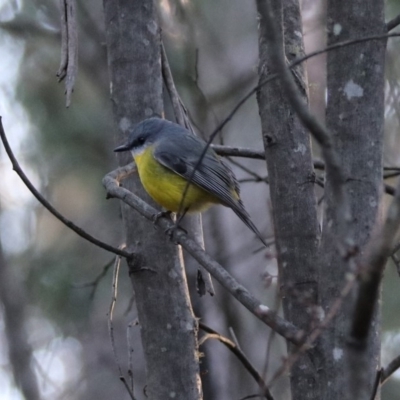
[256,0,321,397]
[320,0,386,398]
[102,1,202,399]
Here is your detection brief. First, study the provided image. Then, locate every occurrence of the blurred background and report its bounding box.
[0,0,399,399]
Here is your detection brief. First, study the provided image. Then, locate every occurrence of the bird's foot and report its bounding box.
[152,210,173,224]
[165,223,188,241]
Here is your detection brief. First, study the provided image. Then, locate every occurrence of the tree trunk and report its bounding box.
[102,1,202,399]
[319,0,386,398]
[256,0,321,398]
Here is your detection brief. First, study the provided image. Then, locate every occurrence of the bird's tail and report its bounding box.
[232,205,269,248]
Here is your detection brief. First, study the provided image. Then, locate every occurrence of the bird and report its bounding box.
[114,117,267,247]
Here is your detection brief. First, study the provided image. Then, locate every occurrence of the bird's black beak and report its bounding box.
[114,143,130,152]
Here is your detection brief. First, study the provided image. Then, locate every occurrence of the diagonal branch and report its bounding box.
[102,167,303,345]
[161,42,187,128]
[381,354,400,384]
[199,322,273,400]
[0,117,131,259]
[208,31,400,157]
[387,14,400,32]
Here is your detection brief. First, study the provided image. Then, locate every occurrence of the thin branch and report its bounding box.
[391,253,400,277]
[0,117,132,258]
[211,145,265,160]
[384,167,400,171]
[228,327,242,350]
[208,31,400,154]
[384,171,400,179]
[213,147,398,195]
[108,257,136,400]
[369,368,382,400]
[199,323,273,400]
[161,42,186,127]
[103,167,303,345]
[387,14,400,32]
[57,0,68,80]
[71,258,115,300]
[127,322,135,394]
[227,157,268,184]
[262,287,281,381]
[381,354,400,384]
[57,0,78,107]
[385,183,396,196]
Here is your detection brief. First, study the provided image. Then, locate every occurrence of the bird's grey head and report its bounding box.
[114,117,166,156]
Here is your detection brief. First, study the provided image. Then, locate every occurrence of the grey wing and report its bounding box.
[154,134,268,247]
[153,136,240,210]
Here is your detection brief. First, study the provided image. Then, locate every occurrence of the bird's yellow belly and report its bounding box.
[134,149,218,213]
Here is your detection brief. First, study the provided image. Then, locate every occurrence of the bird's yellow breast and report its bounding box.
[134,146,218,212]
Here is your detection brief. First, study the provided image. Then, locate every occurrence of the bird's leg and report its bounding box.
[175,208,189,228]
[165,208,189,239]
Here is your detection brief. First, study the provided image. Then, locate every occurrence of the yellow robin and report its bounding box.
[114,117,267,246]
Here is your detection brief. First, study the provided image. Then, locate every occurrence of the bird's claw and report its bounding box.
[165,223,188,241]
[152,210,173,224]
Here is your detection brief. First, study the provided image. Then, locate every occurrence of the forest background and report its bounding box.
[1,0,400,399]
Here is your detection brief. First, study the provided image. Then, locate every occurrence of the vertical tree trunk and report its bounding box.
[102,1,202,399]
[257,0,321,398]
[320,0,386,398]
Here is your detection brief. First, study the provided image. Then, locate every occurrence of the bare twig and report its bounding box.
[214,147,396,194]
[0,117,132,259]
[199,323,273,400]
[228,327,242,350]
[127,322,135,394]
[71,258,115,299]
[385,183,396,196]
[208,32,400,149]
[369,368,382,400]
[161,42,186,127]
[391,253,400,277]
[387,14,400,31]
[103,167,303,345]
[57,0,78,107]
[262,289,281,381]
[227,157,269,184]
[384,171,400,179]
[108,257,136,400]
[108,257,120,364]
[212,145,265,160]
[384,167,400,171]
[381,354,400,384]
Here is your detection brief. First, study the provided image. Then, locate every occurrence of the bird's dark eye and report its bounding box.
[136,136,145,146]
